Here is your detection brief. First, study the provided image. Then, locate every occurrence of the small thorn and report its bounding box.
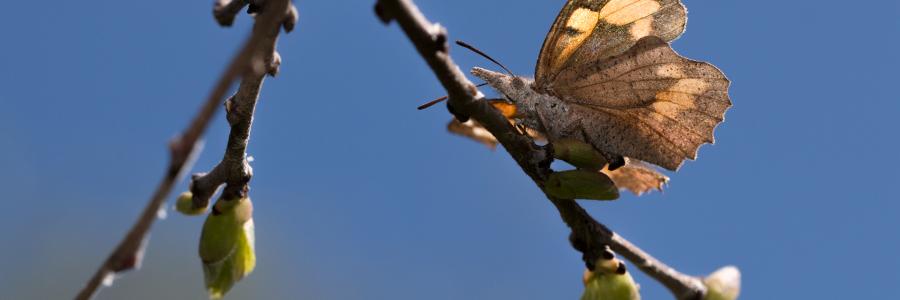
[601,248,615,260]
[283,4,299,33]
[431,24,448,53]
[267,51,281,77]
[247,1,260,14]
[615,262,627,275]
[374,3,392,24]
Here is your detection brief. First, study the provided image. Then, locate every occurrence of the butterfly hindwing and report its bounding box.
[559,36,731,170]
[535,0,687,89]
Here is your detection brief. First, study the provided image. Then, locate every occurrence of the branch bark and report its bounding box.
[74,1,293,299]
[374,0,706,299]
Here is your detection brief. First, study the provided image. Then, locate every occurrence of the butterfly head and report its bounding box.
[470,67,534,103]
[471,66,551,133]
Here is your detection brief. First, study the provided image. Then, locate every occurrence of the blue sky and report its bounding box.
[1,0,898,299]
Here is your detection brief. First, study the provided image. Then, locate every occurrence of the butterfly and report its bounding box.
[468,0,731,173]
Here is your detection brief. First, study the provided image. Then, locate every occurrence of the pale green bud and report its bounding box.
[703,266,741,300]
[545,170,619,200]
[175,191,208,216]
[581,258,640,300]
[199,197,255,299]
[553,138,608,171]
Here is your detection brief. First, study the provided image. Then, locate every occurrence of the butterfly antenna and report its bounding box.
[417,82,488,110]
[455,40,514,76]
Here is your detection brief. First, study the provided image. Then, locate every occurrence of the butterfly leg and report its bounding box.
[594,147,625,170]
[606,155,625,171]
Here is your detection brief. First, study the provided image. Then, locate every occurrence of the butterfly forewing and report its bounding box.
[535,0,687,89]
[559,36,730,170]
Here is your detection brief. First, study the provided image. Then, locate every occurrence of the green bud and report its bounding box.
[581,259,640,300]
[703,266,741,300]
[545,170,619,200]
[199,197,255,299]
[553,138,608,171]
[175,191,208,216]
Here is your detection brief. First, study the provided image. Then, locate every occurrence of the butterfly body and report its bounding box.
[469,0,731,171]
[474,66,625,167]
[472,67,576,139]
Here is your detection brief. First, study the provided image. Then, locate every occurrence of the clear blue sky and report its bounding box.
[1,1,898,299]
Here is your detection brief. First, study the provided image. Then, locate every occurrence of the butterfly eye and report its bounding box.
[512,77,525,89]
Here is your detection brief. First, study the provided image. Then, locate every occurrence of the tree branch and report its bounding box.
[374,0,706,299]
[74,1,293,299]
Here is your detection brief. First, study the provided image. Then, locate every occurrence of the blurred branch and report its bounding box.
[374,0,706,299]
[74,1,293,299]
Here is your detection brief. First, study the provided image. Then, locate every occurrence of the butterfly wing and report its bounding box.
[557,36,730,170]
[534,0,687,88]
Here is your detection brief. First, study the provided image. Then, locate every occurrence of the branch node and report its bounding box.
[214,0,249,27]
[267,50,282,77]
[247,1,261,14]
[431,23,448,53]
[283,4,299,33]
[374,2,393,24]
[225,96,239,125]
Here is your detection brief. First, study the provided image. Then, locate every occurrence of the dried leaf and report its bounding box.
[602,159,669,196]
[447,119,499,149]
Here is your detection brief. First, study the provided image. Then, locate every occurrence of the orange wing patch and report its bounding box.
[489,100,519,118]
[601,159,669,196]
[597,0,662,25]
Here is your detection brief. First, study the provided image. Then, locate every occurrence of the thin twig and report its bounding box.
[191,0,296,208]
[74,1,292,299]
[374,0,706,299]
